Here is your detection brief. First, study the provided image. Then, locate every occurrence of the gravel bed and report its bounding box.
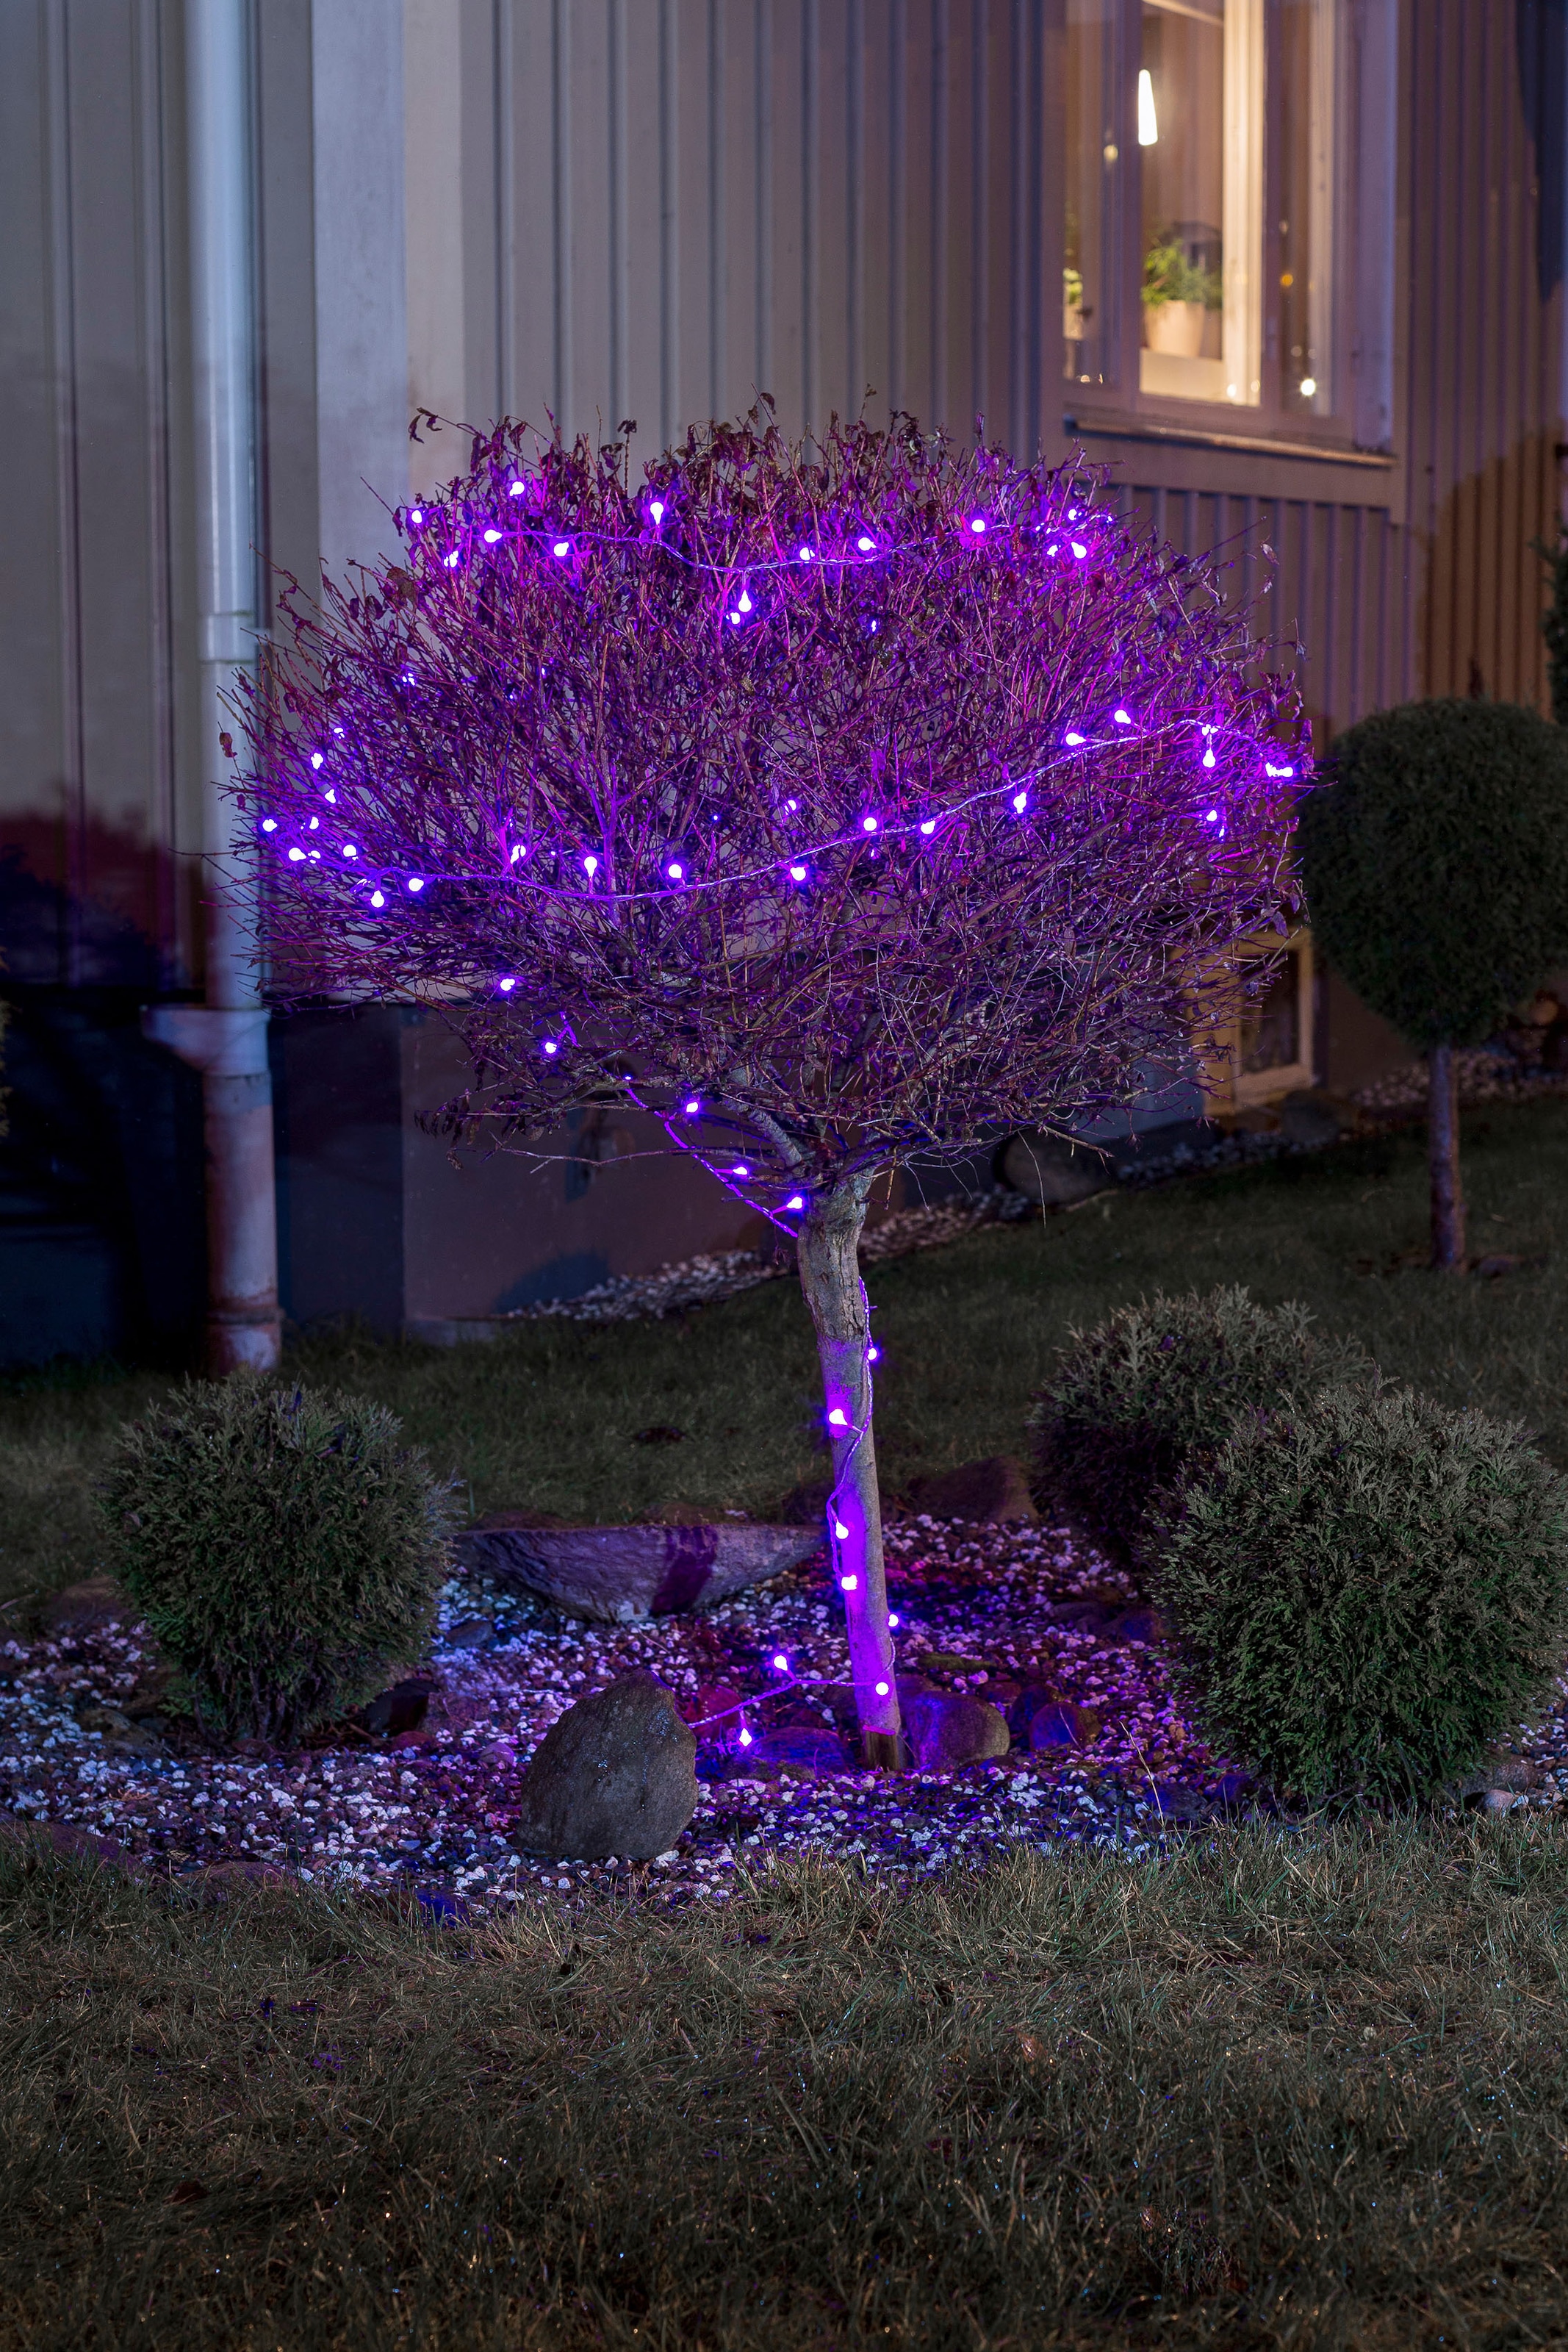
[1352,1049,1568,1117]
[495,1189,1036,1327]
[0,1518,1345,1915]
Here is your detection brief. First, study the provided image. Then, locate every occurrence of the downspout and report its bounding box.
[143,0,281,1374]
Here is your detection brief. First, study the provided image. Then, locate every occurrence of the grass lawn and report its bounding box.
[6,1819,1568,2348]
[5,1095,1568,1610]
[7,1099,1568,2345]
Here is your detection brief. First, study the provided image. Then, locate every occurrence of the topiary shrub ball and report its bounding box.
[1297,697,1568,1050]
[103,1376,455,1744]
[1154,1383,1568,1802]
[1029,1285,1368,1564]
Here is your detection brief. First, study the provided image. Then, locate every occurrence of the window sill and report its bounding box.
[1064,409,1396,468]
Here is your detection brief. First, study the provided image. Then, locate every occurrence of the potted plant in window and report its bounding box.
[1143,237,1220,358]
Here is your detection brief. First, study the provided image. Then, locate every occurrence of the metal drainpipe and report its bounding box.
[143,0,280,1374]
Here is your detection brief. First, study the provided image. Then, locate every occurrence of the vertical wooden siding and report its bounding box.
[498,0,1054,462]
[0,0,193,990]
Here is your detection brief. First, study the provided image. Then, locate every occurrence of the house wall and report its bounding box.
[1,0,1563,1360]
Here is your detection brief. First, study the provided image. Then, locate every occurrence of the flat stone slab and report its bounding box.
[455,1522,821,1624]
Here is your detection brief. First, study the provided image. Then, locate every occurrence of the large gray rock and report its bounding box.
[904,1690,1011,1771]
[996,1130,1112,1206]
[456,1521,819,1624]
[509,1673,698,1860]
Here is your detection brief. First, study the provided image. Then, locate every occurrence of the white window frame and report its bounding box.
[1064,0,1396,453]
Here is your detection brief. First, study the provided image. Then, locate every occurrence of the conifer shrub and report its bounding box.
[1153,1383,1568,1802]
[102,1376,454,1744]
[1029,1284,1367,1561]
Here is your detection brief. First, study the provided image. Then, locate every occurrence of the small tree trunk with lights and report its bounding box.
[796,1177,902,1767]
[1428,1041,1466,1270]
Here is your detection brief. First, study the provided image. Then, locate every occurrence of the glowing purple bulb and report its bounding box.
[552,539,571,559]
[738,1727,752,1746]
[260,817,278,833]
[341,843,358,858]
[409,507,423,525]
[785,1193,805,1211]
[667,860,684,881]
[789,863,808,882]
[406,876,425,892]
[1065,730,1086,747]
[833,1519,850,1542]
[1114,708,1132,725]
[874,1681,890,1697]
[1012,791,1029,814]
[729,612,743,627]
[650,498,665,523]
[287,846,305,862]
[1265,761,1295,778]
[919,817,937,836]
[508,480,525,496]
[1071,541,1087,559]
[311,752,324,769]
[827,1407,849,1428]
[483,528,502,545]
[733,1162,750,1178]
[444,551,460,568]
[969,517,987,534]
[839,1568,857,1585]
[497,978,517,992]
[1204,808,1220,822]
[1203,748,1217,770]
[307,817,320,831]
[323,789,337,803]
[542,1041,559,1056]
[772,1652,789,1672]
[888,1613,900,1629]
[370,889,385,908]
[867,1344,880,1363]
[583,853,599,878]
[861,815,879,834]
[857,535,874,553]
[684,1097,700,1116]
[737,589,752,613]
[510,844,527,862]
[798,545,814,563]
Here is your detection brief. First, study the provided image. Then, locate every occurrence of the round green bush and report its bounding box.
[102,1375,455,1744]
[1297,697,1568,1049]
[1154,1383,1568,1801]
[1029,1284,1367,1563]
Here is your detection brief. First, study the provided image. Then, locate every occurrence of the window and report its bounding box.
[1065,0,1343,429]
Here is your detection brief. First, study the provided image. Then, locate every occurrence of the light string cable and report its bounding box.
[680,1311,895,1754]
[259,717,1295,902]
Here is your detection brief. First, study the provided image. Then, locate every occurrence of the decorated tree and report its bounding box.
[235,410,1303,1765]
[1298,698,1568,1270]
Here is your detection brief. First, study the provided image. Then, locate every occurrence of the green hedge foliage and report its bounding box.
[1297,697,1568,1050]
[1154,1383,1568,1802]
[103,1376,454,1744]
[1029,1285,1367,1563]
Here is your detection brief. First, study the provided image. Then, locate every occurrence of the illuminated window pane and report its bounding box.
[1064,1,1121,389]
[1138,0,1262,407]
[1278,0,1334,415]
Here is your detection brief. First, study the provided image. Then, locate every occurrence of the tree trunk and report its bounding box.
[796,1177,902,1768]
[1428,1041,1466,1271]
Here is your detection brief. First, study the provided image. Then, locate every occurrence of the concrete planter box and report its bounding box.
[456,1522,821,1623]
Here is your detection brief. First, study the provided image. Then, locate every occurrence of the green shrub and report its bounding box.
[1154,1383,1568,1801]
[1297,698,1568,1053]
[102,1376,454,1744]
[1029,1284,1367,1563]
